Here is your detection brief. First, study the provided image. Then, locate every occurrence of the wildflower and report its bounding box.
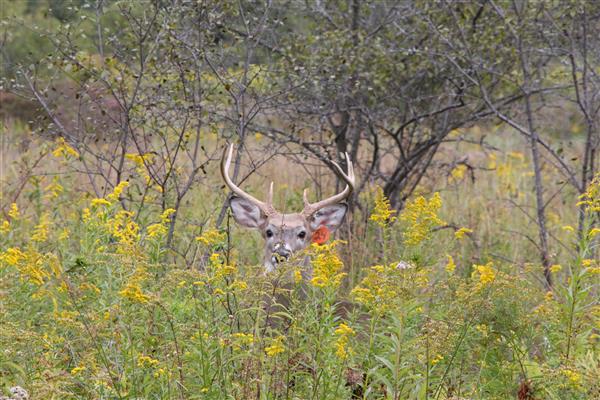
[160,208,176,223]
[351,262,420,314]
[91,198,111,207]
[137,355,159,368]
[0,220,9,234]
[8,203,19,219]
[229,280,248,291]
[430,354,444,365]
[370,187,397,227]
[472,262,496,287]
[589,228,600,238]
[147,223,168,238]
[265,336,285,357]
[562,225,575,233]
[125,152,154,168]
[508,151,525,162]
[445,255,456,273]
[294,269,303,284]
[550,264,562,273]
[52,137,79,158]
[309,241,346,289]
[196,228,225,246]
[561,368,582,386]
[119,282,150,303]
[59,228,70,240]
[454,227,472,240]
[232,332,254,349]
[71,365,87,375]
[581,259,596,268]
[450,164,467,181]
[0,247,26,266]
[32,214,50,242]
[106,181,129,203]
[577,173,600,212]
[399,192,444,246]
[107,210,139,248]
[334,323,355,360]
[44,177,63,199]
[120,266,150,303]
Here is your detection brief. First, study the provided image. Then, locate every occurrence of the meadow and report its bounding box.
[1,1,600,399]
[1,121,598,400]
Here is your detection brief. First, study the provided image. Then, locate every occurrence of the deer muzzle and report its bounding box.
[271,242,291,265]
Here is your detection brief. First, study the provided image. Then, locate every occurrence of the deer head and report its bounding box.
[221,144,355,272]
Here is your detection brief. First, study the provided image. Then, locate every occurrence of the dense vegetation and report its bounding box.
[1,1,599,399]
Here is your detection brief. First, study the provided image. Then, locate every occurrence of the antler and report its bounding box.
[221,144,277,216]
[302,153,356,217]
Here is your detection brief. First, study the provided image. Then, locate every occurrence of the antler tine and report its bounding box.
[221,144,276,216]
[302,153,356,217]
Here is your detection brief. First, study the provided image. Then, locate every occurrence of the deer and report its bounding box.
[221,144,355,273]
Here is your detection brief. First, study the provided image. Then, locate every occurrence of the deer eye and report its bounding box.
[265,229,273,238]
[298,231,306,239]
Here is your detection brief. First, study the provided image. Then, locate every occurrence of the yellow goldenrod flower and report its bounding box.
[196,228,225,246]
[91,198,111,207]
[400,192,444,246]
[106,181,130,202]
[0,247,26,266]
[160,208,176,223]
[581,259,596,267]
[561,368,582,386]
[119,282,150,303]
[445,255,456,273]
[430,354,444,365]
[52,137,79,158]
[147,223,168,238]
[107,210,140,248]
[472,262,496,287]
[370,187,397,228]
[334,323,355,360]
[351,262,421,314]
[59,228,70,240]
[562,225,574,233]
[32,213,51,242]
[294,269,303,284]
[137,355,159,368]
[44,178,64,199]
[550,264,562,273]
[577,173,600,212]
[119,267,150,303]
[507,151,525,162]
[125,152,155,168]
[0,220,9,234]
[265,336,285,357]
[229,280,248,291]
[309,241,346,289]
[454,227,473,240]
[231,332,254,349]
[71,365,87,375]
[450,164,467,181]
[8,203,19,219]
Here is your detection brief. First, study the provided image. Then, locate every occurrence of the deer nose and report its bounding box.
[272,243,291,263]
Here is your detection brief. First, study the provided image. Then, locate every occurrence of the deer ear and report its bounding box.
[309,204,348,232]
[229,197,268,229]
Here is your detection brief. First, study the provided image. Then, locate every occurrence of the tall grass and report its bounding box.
[0,124,598,399]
